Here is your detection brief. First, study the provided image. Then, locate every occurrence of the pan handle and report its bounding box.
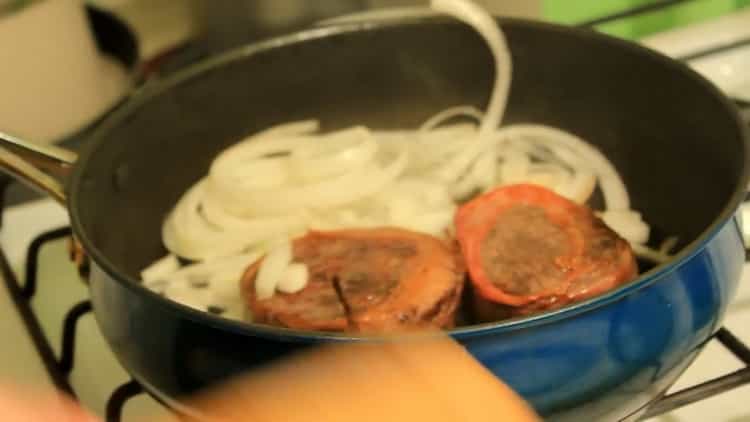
[0,131,78,205]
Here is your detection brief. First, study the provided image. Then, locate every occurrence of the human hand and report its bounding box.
[178,335,540,422]
[0,336,540,422]
[0,383,98,422]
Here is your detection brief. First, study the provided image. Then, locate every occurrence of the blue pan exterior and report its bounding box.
[462,215,745,420]
[87,214,745,420]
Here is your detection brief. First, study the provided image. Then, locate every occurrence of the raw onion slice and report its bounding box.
[141,254,179,283]
[499,124,630,211]
[255,240,292,300]
[205,147,408,217]
[431,0,511,137]
[277,263,309,294]
[290,126,379,182]
[419,106,484,131]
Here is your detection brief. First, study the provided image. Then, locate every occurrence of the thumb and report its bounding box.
[0,383,100,422]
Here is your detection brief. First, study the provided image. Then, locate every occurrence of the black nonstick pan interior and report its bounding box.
[71,18,746,287]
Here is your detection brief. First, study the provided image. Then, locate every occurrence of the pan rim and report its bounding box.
[69,15,750,341]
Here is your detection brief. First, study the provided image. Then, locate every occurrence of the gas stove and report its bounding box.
[5,206,750,422]
[1,2,750,421]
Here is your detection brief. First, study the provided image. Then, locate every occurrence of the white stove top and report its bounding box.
[0,200,177,420]
[1,6,750,421]
[642,7,750,101]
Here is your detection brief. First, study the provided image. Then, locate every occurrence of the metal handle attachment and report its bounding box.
[0,131,78,205]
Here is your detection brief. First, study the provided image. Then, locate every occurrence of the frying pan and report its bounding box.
[1,15,748,421]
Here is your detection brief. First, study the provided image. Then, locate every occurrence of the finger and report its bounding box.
[175,334,539,422]
[0,383,100,422]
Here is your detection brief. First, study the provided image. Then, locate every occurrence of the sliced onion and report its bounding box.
[216,120,319,160]
[525,163,568,190]
[500,124,630,211]
[209,140,299,192]
[250,119,320,140]
[431,0,511,137]
[660,236,679,254]
[277,263,309,294]
[209,270,244,301]
[290,126,379,182]
[401,127,476,176]
[565,169,597,204]
[474,152,498,193]
[403,208,457,237]
[162,180,305,260]
[498,147,530,185]
[200,197,305,233]
[436,131,501,184]
[167,253,260,282]
[206,148,408,216]
[631,243,672,264]
[163,283,211,311]
[255,240,292,300]
[141,254,180,283]
[600,210,650,245]
[419,106,484,131]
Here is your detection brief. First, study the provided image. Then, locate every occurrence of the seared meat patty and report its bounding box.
[241,228,464,332]
[455,184,637,319]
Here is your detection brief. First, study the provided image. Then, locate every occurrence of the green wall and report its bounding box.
[543,0,750,39]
